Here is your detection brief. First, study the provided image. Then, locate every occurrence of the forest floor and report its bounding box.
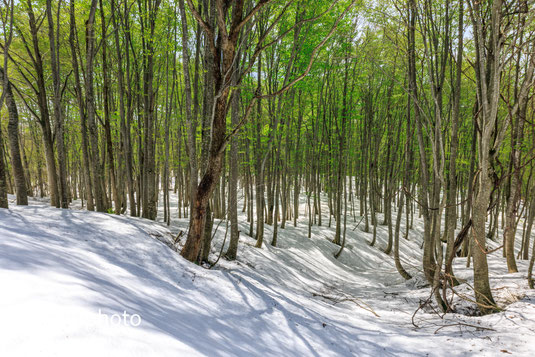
[1,192,534,356]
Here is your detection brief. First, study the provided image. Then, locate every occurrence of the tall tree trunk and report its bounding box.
[445,0,464,283]
[0,124,7,208]
[178,0,198,219]
[111,0,136,215]
[503,38,534,271]
[408,0,435,282]
[226,64,241,260]
[25,0,59,208]
[139,0,161,220]
[467,0,506,314]
[334,57,349,246]
[100,0,121,214]
[0,67,27,205]
[46,0,68,209]
[85,0,106,212]
[255,55,265,248]
[69,0,94,211]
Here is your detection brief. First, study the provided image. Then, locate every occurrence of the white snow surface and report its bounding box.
[1,193,534,356]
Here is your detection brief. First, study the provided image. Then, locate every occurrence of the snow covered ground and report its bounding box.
[1,192,534,356]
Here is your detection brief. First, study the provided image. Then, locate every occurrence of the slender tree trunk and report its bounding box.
[394,192,411,279]
[111,0,136,215]
[255,55,265,248]
[25,0,59,208]
[69,0,94,211]
[523,194,535,261]
[85,0,106,212]
[408,0,435,282]
[100,0,121,214]
[529,234,535,288]
[46,0,68,209]
[445,0,463,283]
[0,124,7,208]
[226,63,241,259]
[178,0,198,219]
[139,0,161,220]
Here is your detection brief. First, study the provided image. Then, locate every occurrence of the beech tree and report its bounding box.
[2,0,535,316]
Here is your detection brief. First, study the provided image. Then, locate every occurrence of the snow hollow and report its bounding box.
[1,194,534,356]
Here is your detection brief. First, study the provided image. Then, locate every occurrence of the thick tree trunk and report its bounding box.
[181,98,228,262]
[467,0,532,313]
[471,172,497,312]
[0,67,27,205]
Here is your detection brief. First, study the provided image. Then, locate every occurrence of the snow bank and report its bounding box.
[0,196,534,356]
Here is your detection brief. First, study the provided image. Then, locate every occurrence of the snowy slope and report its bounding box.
[1,194,534,356]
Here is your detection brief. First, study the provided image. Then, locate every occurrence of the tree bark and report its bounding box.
[69,0,94,211]
[467,0,506,314]
[0,124,7,208]
[46,0,69,209]
[445,0,464,283]
[100,0,121,214]
[0,67,27,205]
[85,0,106,212]
[226,63,241,260]
[25,0,59,208]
